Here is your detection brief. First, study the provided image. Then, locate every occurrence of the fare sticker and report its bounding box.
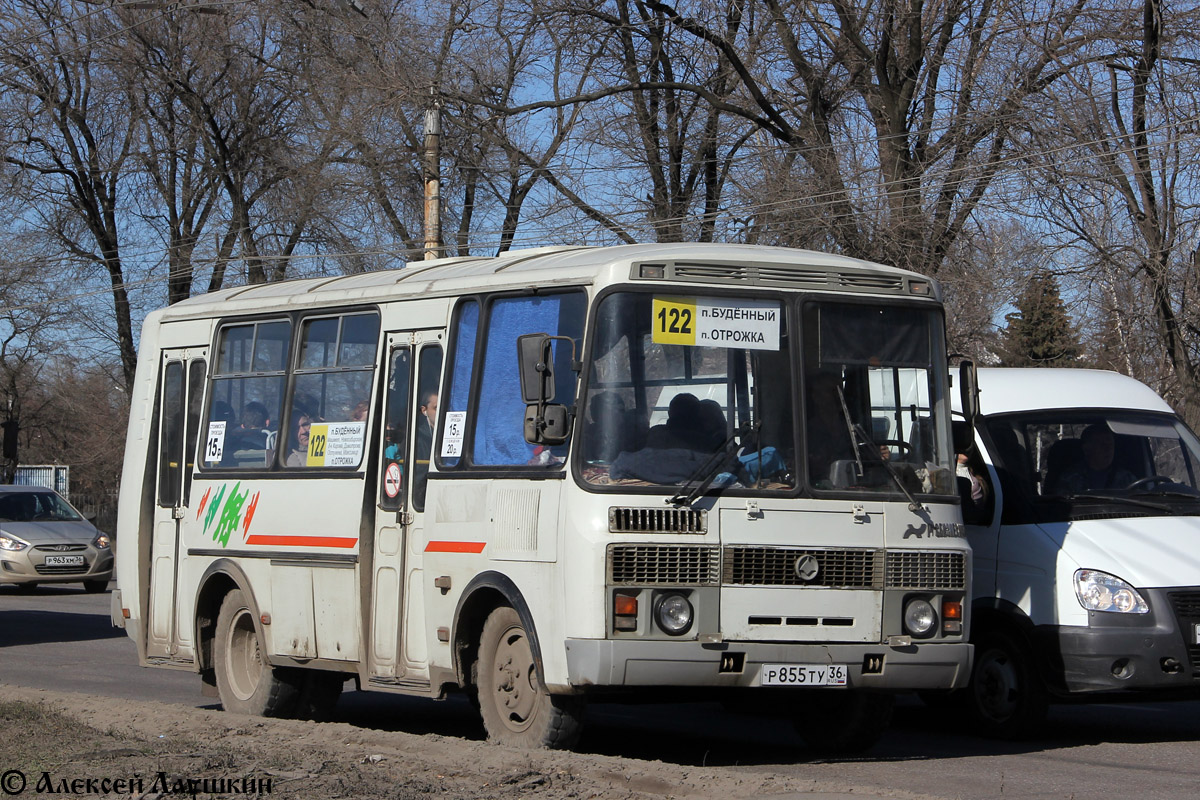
[652,296,780,351]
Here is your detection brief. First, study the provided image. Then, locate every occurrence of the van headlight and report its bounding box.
[1074,569,1149,614]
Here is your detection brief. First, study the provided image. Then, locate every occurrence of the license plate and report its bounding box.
[760,663,848,687]
[43,555,85,567]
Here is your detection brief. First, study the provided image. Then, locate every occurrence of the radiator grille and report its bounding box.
[35,563,90,575]
[609,507,706,534]
[722,547,883,588]
[1168,591,1200,674]
[886,551,967,590]
[608,544,720,585]
[33,544,87,552]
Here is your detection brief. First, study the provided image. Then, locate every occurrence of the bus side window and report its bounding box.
[471,292,585,467]
[413,345,443,511]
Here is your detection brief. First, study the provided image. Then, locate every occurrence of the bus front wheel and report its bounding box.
[476,606,583,749]
[214,589,299,717]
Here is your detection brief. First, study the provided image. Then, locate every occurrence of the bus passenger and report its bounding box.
[286,413,312,466]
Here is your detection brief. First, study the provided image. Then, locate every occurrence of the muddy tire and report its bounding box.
[794,691,894,754]
[476,606,582,749]
[214,589,299,717]
[968,630,1048,739]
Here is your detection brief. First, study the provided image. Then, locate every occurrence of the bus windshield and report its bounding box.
[580,291,795,491]
[802,301,955,497]
[578,292,954,497]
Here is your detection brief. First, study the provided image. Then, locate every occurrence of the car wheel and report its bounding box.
[83,579,109,594]
[15,582,39,594]
[794,691,894,754]
[968,630,1048,739]
[476,606,583,749]
[213,589,299,717]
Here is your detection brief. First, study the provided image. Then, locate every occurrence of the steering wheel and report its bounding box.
[876,439,912,457]
[1124,475,1172,492]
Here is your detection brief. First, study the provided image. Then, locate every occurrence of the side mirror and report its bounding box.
[958,359,980,428]
[524,403,570,446]
[517,333,554,404]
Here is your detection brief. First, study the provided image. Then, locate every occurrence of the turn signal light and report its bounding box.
[942,599,963,634]
[614,594,639,631]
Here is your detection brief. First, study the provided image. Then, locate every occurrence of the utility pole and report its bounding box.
[423,94,442,261]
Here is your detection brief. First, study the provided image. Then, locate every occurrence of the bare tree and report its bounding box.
[0,0,138,386]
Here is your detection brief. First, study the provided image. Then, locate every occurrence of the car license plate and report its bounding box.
[43,555,85,567]
[760,664,848,687]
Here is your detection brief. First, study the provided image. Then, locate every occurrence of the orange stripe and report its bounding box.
[425,540,486,553]
[244,534,358,549]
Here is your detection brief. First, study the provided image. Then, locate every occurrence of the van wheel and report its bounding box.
[968,630,1048,739]
[476,606,583,749]
[214,589,298,717]
[794,691,894,754]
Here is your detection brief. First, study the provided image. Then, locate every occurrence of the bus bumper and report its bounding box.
[563,639,971,690]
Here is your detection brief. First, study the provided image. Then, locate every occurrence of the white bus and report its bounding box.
[112,243,974,752]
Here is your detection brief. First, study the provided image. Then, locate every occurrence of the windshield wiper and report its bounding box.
[669,423,752,507]
[853,422,925,512]
[1058,493,1174,513]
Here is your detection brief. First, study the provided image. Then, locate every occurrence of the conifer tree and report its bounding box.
[1000,271,1081,367]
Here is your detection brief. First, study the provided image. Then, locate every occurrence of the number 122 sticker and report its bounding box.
[652,296,780,351]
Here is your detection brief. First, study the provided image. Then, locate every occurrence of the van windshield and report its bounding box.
[984,411,1200,512]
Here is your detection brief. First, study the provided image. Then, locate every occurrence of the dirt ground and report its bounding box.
[0,685,916,800]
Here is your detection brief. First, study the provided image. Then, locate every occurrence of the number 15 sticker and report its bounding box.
[652,297,696,345]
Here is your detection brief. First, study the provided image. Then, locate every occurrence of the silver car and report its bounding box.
[0,486,113,593]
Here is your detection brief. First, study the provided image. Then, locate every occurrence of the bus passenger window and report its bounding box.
[287,311,380,469]
[204,320,290,470]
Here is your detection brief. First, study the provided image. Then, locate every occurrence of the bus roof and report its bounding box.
[154,243,938,323]
[964,368,1174,416]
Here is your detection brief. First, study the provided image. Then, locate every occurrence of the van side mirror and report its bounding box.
[958,359,980,428]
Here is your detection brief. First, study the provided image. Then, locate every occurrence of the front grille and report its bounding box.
[886,551,967,590]
[723,547,883,588]
[609,507,706,534]
[608,544,720,585]
[33,544,86,552]
[35,564,90,575]
[1168,591,1200,674]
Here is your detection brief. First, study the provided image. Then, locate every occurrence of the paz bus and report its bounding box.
[112,243,975,752]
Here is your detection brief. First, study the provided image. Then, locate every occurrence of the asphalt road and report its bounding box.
[3,583,1200,799]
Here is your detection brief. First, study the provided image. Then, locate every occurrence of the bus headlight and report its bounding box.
[903,598,937,638]
[653,592,694,636]
[1075,569,1149,613]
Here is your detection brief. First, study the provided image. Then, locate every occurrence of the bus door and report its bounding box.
[147,348,208,660]
[369,332,443,681]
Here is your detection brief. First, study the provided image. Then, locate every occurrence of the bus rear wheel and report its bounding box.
[476,606,582,749]
[214,589,298,717]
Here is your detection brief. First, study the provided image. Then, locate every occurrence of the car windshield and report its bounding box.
[0,491,83,522]
[985,411,1200,507]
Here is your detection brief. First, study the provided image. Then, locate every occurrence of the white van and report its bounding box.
[953,368,1200,737]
